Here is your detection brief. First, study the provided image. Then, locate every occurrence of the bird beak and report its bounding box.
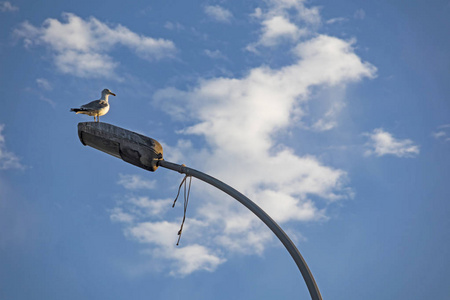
[110,93,116,96]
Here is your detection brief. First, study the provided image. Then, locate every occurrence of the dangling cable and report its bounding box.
[172,175,187,208]
[172,174,192,246]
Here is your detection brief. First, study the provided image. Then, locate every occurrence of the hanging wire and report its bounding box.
[172,174,192,246]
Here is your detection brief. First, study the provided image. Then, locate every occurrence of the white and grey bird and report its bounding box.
[70,89,116,122]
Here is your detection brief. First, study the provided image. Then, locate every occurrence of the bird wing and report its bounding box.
[80,100,107,111]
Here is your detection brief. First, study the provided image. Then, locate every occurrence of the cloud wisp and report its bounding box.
[36,78,52,91]
[117,174,157,190]
[364,128,420,157]
[14,13,176,79]
[0,1,18,12]
[0,124,24,170]
[432,124,450,142]
[204,5,233,23]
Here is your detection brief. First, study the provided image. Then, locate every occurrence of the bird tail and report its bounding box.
[70,108,83,114]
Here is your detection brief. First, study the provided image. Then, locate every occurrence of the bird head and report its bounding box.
[102,89,116,97]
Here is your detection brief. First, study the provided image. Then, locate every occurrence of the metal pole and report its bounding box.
[158,159,323,300]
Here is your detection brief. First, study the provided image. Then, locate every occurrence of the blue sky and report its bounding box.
[1,0,449,299]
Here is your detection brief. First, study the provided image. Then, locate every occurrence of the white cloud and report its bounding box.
[311,97,345,131]
[36,78,52,90]
[432,131,446,139]
[167,244,226,276]
[123,220,225,276]
[127,221,181,247]
[432,124,450,142]
[259,15,307,46]
[111,196,173,222]
[0,1,18,12]
[364,128,420,157]
[14,13,176,79]
[130,197,173,217]
[26,85,56,107]
[142,33,374,274]
[204,5,233,23]
[0,124,24,170]
[164,21,184,31]
[248,0,321,50]
[117,174,156,190]
[111,208,225,276]
[264,0,321,25]
[55,50,118,78]
[204,49,226,60]
[39,95,56,107]
[250,7,263,19]
[111,1,376,276]
[110,207,135,223]
[326,17,348,25]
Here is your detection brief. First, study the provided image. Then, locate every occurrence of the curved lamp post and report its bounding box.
[77,122,322,300]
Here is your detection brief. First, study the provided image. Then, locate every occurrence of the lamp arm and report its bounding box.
[157,159,322,300]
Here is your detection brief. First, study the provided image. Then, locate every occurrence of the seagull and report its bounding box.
[70,89,116,122]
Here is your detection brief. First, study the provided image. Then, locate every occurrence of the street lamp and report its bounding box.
[77,122,323,300]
